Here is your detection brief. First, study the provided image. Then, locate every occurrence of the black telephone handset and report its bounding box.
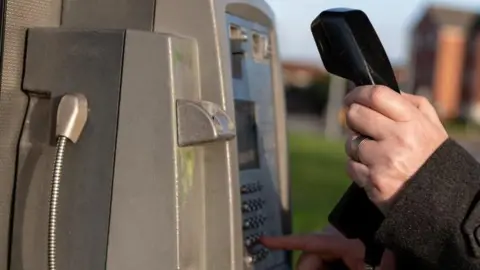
[310,8,401,268]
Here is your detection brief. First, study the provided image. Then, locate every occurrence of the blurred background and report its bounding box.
[264,0,480,253]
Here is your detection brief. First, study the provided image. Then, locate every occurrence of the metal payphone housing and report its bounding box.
[0,0,290,269]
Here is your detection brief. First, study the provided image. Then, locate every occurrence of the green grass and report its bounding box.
[289,132,350,234]
[288,132,350,263]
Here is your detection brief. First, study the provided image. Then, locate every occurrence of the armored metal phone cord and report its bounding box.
[48,136,67,270]
[48,94,88,270]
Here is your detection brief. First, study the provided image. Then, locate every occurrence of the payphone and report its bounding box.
[0,0,290,269]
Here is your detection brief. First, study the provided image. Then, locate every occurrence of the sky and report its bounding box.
[265,0,480,66]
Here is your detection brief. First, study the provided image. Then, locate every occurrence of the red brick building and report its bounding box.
[410,5,477,120]
[462,17,480,122]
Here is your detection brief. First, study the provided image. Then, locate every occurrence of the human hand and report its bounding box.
[260,226,395,269]
[344,86,448,212]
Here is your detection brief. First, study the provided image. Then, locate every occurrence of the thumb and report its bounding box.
[401,92,443,126]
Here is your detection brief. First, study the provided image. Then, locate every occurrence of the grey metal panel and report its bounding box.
[61,0,155,30]
[155,2,245,270]
[13,28,125,270]
[0,1,62,268]
[108,30,209,270]
[106,31,178,270]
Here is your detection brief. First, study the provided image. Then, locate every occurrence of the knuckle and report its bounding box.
[417,96,436,111]
[369,86,386,106]
[417,96,430,106]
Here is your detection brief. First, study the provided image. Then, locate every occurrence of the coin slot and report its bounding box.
[252,32,269,61]
[230,24,246,40]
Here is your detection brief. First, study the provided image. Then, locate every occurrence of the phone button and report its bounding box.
[240,181,263,194]
[243,215,267,230]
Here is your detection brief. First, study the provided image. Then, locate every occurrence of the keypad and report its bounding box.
[243,215,267,230]
[252,248,269,263]
[240,181,263,194]
[242,198,265,213]
[244,231,263,247]
[239,180,271,266]
[245,248,270,265]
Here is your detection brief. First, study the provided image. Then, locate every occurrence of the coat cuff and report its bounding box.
[376,138,480,267]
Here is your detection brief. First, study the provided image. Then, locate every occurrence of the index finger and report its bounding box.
[260,235,348,255]
[345,85,414,122]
